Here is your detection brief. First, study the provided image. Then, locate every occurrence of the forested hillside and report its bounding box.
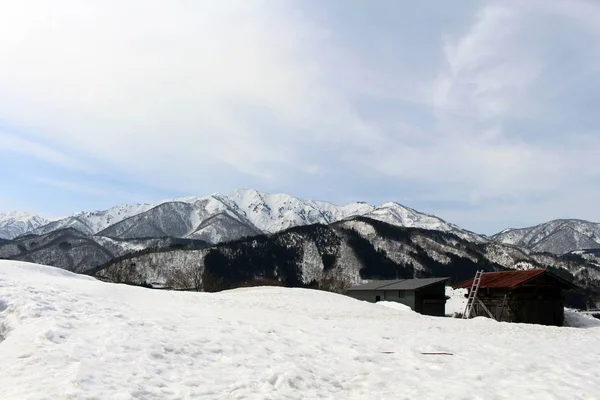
[93,217,600,308]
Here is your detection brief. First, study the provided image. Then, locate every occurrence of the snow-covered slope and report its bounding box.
[100,189,376,242]
[97,195,271,242]
[19,189,478,244]
[29,203,152,236]
[365,202,450,230]
[0,228,206,273]
[224,188,374,233]
[0,211,48,239]
[493,219,600,254]
[363,202,485,243]
[1,260,599,400]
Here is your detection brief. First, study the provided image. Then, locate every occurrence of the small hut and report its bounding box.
[454,269,576,326]
[346,277,449,316]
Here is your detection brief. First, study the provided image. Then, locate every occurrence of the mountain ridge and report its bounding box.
[0,211,49,239]
[0,227,207,273]
[492,219,600,254]
[4,189,479,244]
[4,190,599,256]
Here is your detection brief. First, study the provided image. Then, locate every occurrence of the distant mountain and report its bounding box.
[0,228,206,273]
[222,189,375,233]
[94,189,381,242]
[96,197,264,242]
[0,211,48,239]
[361,202,485,243]
[11,189,481,244]
[492,219,600,254]
[98,190,469,243]
[29,203,153,236]
[0,190,492,277]
[568,248,600,268]
[93,217,600,308]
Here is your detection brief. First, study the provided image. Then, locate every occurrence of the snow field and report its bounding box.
[1,260,599,399]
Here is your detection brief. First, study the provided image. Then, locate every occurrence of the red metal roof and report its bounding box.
[454,269,550,289]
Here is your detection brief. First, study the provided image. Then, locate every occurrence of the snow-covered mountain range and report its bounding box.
[3,191,600,306]
[3,190,599,257]
[0,211,48,240]
[1,189,480,244]
[26,203,153,237]
[492,219,600,254]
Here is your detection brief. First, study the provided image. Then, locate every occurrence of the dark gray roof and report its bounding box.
[347,277,449,291]
[345,280,399,290]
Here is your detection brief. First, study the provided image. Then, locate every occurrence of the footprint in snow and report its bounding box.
[44,329,68,344]
[0,321,11,343]
[0,299,8,313]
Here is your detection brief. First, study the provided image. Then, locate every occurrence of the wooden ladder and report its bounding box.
[462,270,484,319]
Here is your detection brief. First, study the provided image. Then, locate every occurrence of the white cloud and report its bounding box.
[0,0,363,187]
[34,178,105,197]
[362,1,600,206]
[0,132,78,168]
[435,3,541,121]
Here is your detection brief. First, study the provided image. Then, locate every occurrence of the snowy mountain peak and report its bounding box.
[71,203,151,220]
[5,189,481,244]
[492,219,600,254]
[360,202,486,243]
[227,189,350,233]
[228,187,263,200]
[365,202,451,231]
[0,211,48,239]
[0,210,43,222]
[29,203,153,237]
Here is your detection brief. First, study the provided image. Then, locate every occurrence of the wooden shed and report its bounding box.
[454,269,577,326]
[346,277,449,316]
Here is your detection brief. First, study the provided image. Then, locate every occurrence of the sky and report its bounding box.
[1,0,600,235]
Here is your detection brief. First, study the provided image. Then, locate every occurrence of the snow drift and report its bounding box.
[0,260,599,399]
